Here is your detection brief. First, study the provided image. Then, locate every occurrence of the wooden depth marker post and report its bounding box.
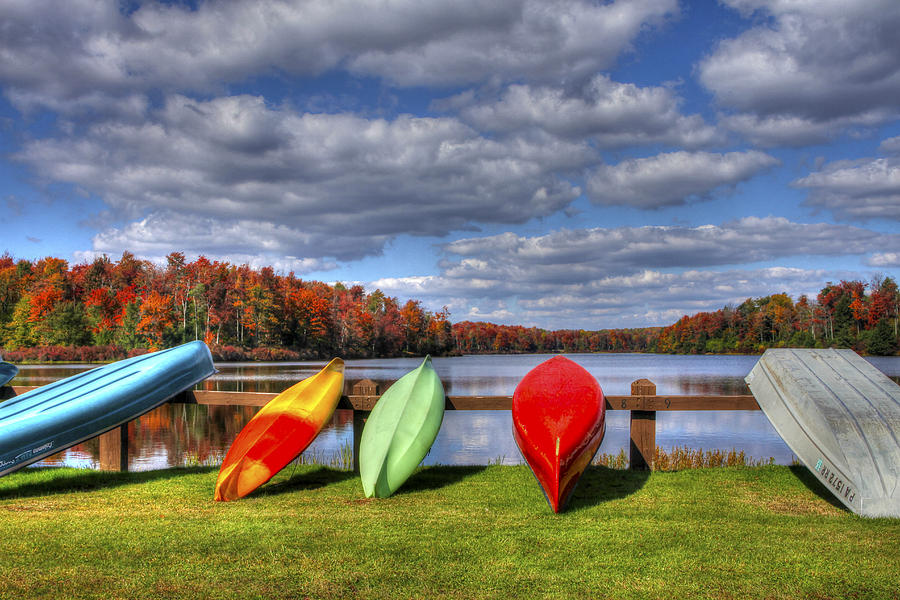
[350,379,379,473]
[99,425,129,471]
[629,378,657,470]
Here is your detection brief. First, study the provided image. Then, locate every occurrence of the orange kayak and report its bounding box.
[512,356,605,513]
[214,358,345,501]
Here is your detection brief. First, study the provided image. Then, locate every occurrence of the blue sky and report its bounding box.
[2,0,899,329]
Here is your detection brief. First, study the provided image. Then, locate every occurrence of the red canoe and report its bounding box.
[512,356,606,513]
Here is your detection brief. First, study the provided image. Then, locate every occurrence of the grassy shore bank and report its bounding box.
[1,465,897,599]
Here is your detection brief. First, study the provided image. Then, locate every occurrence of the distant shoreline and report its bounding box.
[2,255,897,360]
[5,343,897,367]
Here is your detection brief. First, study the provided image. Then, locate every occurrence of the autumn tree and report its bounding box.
[41,301,91,346]
[137,290,174,350]
[5,295,35,349]
[870,276,899,336]
[84,288,119,345]
[0,254,25,330]
[291,285,331,353]
[0,251,894,358]
[165,252,193,342]
[401,299,426,354]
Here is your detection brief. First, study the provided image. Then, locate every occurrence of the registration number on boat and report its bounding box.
[815,458,855,503]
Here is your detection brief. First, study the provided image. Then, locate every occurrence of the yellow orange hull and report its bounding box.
[214,358,344,501]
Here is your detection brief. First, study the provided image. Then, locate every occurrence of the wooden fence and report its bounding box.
[3,378,759,473]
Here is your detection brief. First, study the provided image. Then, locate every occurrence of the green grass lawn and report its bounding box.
[0,464,897,600]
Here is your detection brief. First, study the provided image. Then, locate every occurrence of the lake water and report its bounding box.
[9,353,900,471]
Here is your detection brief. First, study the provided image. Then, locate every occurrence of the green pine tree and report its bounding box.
[867,318,898,356]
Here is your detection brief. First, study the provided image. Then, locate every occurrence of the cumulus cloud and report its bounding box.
[880,136,900,155]
[85,212,339,273]
[586,151,778,208]
[0,0,676,115]
[866,253,900,268]
[720,113,894,148]
[372,266,841,329]
[450,75,722,149]
[509,267,833,326]
[15,94,593,261]
[439,217,899,280]
[793,157,900,221]
[368,217,896,328]
[699,0,900,144]
[322,0,676,86]
[99,207,890,312]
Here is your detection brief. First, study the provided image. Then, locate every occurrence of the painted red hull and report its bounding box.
[512,356,605,513]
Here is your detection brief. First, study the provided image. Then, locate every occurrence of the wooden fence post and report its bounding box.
[351,379,379,473]
[99,425,129,471]
[629,378,656,470]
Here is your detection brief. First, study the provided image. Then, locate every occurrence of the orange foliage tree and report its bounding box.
[1,251,897,357]
[137,290,174,350]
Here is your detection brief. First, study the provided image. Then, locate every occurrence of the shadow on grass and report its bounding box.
[256,465,487,499]
[788,464,849,513]
[252,466,356,498]
[396,465,488,495]
[0,466,217,500]
[565,465,651,511]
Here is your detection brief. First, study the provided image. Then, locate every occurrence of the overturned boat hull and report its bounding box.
[0,341,216,477]
[359,356,445,498]
[512,356,605,513]
[215,358,345,501]
[746,349,900,517]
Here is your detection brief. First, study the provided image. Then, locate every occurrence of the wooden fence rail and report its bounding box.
[2,378,758,473]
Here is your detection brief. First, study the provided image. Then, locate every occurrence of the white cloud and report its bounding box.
[451,75,722,149]
[699,0,900,144]
[793,157,900,221]
[16,95,593,261]
[720,112,894,148]
[880,136,900,155]
[440,217,898,278]
[373,266,842,329]
[866,253,900,268]
[344,0,678,86]
[0,0,677,115]
[369,218,897,328]
[86,211,341,271]
[586,151,779,208]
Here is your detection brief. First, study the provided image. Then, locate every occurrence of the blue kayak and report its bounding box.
[0,361,17,387]
[0,341,216,477]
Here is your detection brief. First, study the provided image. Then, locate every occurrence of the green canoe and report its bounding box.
[359,356,445,498]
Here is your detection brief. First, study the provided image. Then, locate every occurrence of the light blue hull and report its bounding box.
[0,361,17,387]
[0,341,216,477]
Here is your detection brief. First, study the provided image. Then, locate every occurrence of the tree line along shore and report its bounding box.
[1,252,898,362]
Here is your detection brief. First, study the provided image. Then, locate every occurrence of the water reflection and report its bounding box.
[6,353,899,471]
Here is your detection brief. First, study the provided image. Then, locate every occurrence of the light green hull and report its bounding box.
[359,356,445,498]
